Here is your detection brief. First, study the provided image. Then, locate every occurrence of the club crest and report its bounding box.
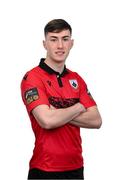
[69,79,78,89]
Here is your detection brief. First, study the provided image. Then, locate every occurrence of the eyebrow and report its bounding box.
[50,35,70,39]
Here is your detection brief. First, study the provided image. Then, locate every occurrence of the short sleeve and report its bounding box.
[21,71,49,113]
[76,74,96,108]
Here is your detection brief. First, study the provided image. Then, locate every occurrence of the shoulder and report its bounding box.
[21,66,45,91]
[22,66,39,78]
[21,66,43,82]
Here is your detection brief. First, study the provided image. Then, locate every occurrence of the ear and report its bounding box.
[43,40,47,50]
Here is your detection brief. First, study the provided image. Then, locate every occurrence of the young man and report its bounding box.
[21,19,102,179]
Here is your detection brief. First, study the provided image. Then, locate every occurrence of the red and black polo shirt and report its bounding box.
[21,58,96,172]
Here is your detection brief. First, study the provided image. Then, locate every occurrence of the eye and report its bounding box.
[50,38,57,42]
[63,37,70,41]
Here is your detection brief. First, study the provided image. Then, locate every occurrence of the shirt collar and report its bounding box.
[39,58,69,77]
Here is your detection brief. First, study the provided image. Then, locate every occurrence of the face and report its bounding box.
[43,29,74,63]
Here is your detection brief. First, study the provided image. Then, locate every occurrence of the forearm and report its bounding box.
[32,103,85,129]
[46,104,82,129]
[69,106,102,129]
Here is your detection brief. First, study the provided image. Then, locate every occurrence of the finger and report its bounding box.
[50,105,56,109]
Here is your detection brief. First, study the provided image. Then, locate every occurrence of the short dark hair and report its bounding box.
[44,19,72,36]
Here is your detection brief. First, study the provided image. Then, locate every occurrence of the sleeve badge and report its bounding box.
[25,88,39,104]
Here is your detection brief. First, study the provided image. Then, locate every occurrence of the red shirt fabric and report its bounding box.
[21,58,96,172]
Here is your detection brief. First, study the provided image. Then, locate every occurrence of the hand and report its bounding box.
[75,103,86,114]
[50,105,56,110]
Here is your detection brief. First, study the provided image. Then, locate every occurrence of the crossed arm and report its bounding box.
[32,103,102,129]
[69,106,102,128]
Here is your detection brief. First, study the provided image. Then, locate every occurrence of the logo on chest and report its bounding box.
[69,79,78,89]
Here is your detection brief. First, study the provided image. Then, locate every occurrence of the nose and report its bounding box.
[57,39,63,48]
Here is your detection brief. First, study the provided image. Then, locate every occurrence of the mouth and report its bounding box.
[55,51,65,55]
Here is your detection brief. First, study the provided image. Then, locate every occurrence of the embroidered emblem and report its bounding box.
[69,79,78,89]
[47,80,51,86]
[25,88,39,104]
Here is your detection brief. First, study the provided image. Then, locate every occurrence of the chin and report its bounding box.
[54,59,65,63]
[54,55,67,63]
[52,56,64,63]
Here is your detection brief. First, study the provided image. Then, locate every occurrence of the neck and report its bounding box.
[45,58,65,74]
